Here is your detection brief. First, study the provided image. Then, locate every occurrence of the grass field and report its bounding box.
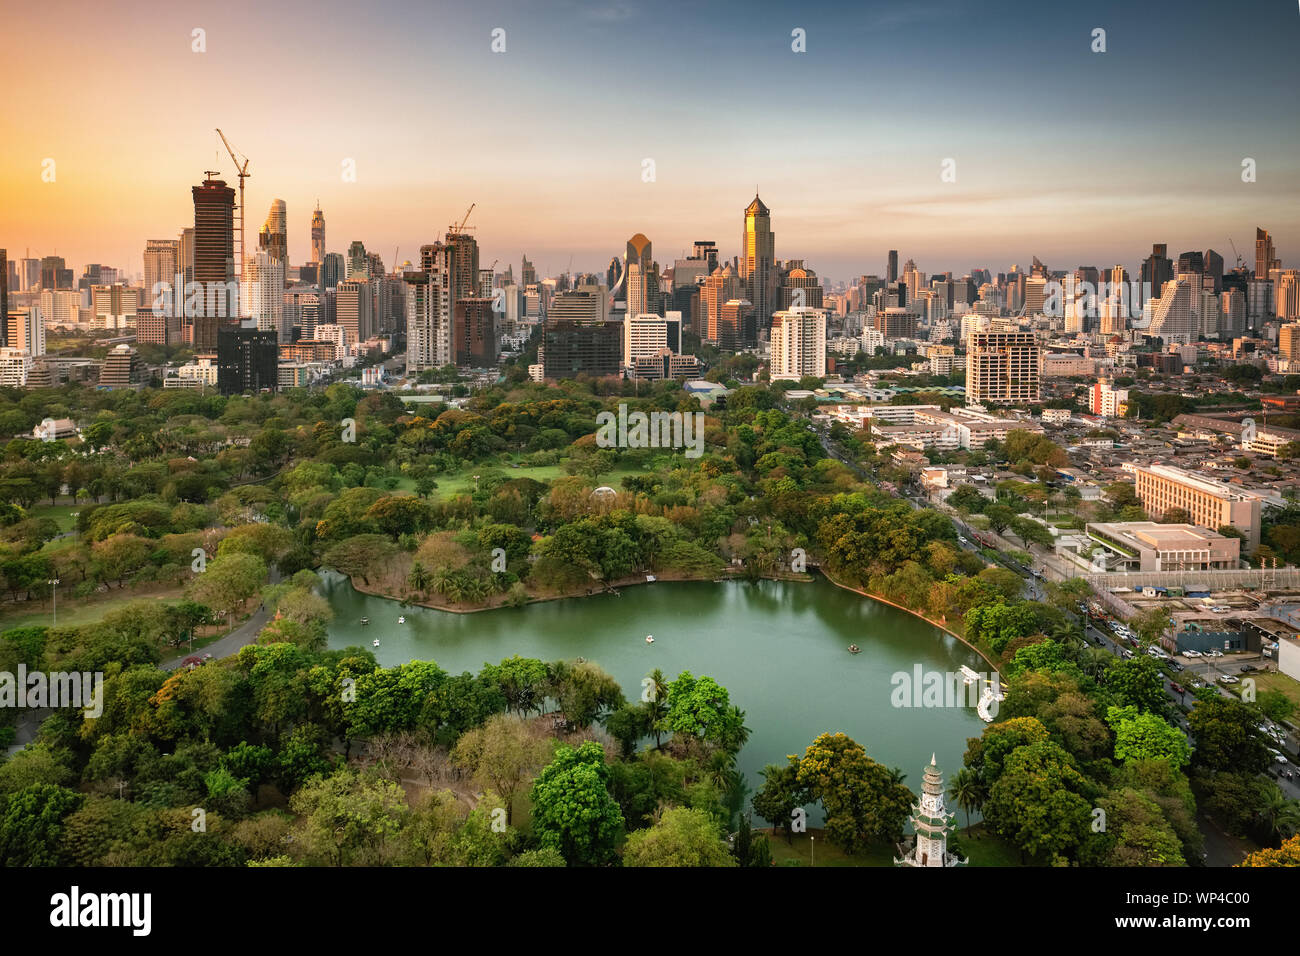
[28,503,81,533]
[0,584,186,631]
[1243,670,1300,710]
[762,824,1020,867]
[397,458,648,497]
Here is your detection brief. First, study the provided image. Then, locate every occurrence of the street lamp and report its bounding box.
[47,578,60,626]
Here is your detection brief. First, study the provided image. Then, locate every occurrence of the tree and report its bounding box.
[289,767,409,866]
[1082,787,1186,866]
[530,742,624,866]
[551,660,624,731]
[1129,606,1172,646]
[1106,706,1190,769]
[187,552,268,621]
[664,672,748,755]
[752,761,803,843]
[794,732,914,854]
[623,806,736,867]
[451,714,554,825]
[1104,655,1169,715]
[1187,696,1270,775]
[964,600,1037,655]
[947,767,986,829]
[406,561,431,596]
[1240,834,1300,867]
[982,740,1094,863]
[0,783,83,866]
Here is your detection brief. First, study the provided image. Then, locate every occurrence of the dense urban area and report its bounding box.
[2,187,1299,869]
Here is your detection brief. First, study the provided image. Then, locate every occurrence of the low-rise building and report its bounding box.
[1086,521,1241,572]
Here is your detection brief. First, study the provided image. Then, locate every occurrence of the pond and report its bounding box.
[320,572,988,806]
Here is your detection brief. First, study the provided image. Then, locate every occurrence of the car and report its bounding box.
[1218,674,1239,684]
[1169,660,1185,672]
[1207,649,1224,658]
[1240,664,1257,673]
[1189,677,1206,689]
[1169,682,1187,695]
[1183,649,1202,658]
[1271,751,1289,765]
[1120,649,1134,659]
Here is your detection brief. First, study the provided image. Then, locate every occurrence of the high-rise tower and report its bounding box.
[741,193,775,330]
[625,233,654,317]
[259,199,288,265]
[1256,227,1278,280]
[310,202,326,264]
[192,173,237,348]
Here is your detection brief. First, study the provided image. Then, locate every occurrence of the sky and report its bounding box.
[2,0,1298,285]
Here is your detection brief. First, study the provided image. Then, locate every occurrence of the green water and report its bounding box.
[320,572,988,800]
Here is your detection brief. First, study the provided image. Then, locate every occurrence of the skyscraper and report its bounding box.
[624,233,654,317]
[965,327,1041,405]
[1256,227,1277,280]
[1203,248,1224,293]
[259,199,288,265]
[244,250,288,342]
[310,202,326,264]
[770,307,827,381]
[143,239,180,303]
[0,249,7,348]
[320,253,344,290]
[1139,243,1172,310]
[887,250,899,285]
[741,193,775,329]
[192,174,237,348]
[347,241,369,280]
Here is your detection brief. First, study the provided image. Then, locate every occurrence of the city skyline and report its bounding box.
[2,0,1298,280]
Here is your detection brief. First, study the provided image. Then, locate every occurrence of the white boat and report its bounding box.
[372,639,380,647]
[398,616,406,624]
[645,635,654,644]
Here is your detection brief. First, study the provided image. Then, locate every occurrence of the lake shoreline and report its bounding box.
[341,565,813,614]
[818,568,1003,677]
[335,565,1000,677]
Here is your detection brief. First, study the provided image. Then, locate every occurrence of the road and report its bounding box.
[813,417,1300,810]
[160,599,275,671]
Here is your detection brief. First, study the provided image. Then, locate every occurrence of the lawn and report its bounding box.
[761,824,1021,867]
[397,458,647,497]
[28,503,82,534]
[764,829,896,866]
[0,583,187,631]
[1244,670,1300,711]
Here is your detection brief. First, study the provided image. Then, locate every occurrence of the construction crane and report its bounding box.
[215,129,251,276]
[1228,238,1244,270]
[448,203,476,236]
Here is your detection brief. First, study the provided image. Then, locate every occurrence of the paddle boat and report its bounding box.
[360,617,370,626]
[372,639,380,647]
[848,644,861,654]
[645,635,654,644]
[398,616,406,624]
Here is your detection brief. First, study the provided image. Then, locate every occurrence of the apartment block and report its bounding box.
[1129,463,1264,551]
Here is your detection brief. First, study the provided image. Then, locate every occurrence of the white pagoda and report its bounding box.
[895,754,966,867]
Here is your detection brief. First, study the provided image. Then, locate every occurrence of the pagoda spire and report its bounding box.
[895,754,966,867]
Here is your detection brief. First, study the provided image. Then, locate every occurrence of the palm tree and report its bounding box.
[431,567,455,598]
[1255,788,1300,844]
[947,768,986,830]
[645,668,669,747]
[1081,647,1113,679]
[407,561,431,596]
